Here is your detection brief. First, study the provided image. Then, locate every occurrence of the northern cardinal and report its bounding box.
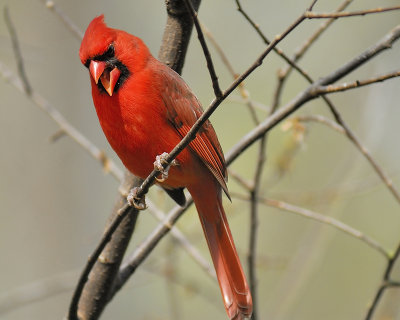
[79,15,252,319]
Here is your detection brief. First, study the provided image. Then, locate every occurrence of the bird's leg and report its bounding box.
[127,187,147,210]
[154,152,179,183]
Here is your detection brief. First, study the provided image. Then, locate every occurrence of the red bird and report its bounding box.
[79,15,252,319]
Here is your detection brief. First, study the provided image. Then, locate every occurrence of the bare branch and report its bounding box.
[235,0,313,87]
[0,61,124,182]
[274,0,354,108]
[365,242,400,319]
[233,193,390,258]
[201,23,260,124]
[305,6,400,19]
[4,6,31,95]
[311,70,400,94]
[295,115,345,134]
[42,0,83,40]
[147,199,216,280]
[113,198,194,296]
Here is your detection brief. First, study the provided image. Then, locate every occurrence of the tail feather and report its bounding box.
[190,183,253,319]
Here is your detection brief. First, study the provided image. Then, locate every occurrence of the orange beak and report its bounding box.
[89,60,121,96]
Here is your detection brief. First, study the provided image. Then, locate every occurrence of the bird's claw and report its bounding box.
[154,152,178,183]
[127,187,147,210]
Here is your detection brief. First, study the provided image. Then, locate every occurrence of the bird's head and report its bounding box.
[79,15,150,96]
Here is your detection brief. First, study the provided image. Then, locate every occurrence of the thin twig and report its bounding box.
[4,6,31,95]
[233,193,390,258]
[42,0,83,40]
[365,243,400,319]
[147,200,216,280]
[0,61,124,182]
[235,0,313,85]
[311,70,400,94]
[201,23,260,124]
[295,115,345,134]
[247,136,265,320]
[114,198,194,295]
[228,168,254,191]
[305,6,400,19]
[182,0,222,98]
[274,0,354,109]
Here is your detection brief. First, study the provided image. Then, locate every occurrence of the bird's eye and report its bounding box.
[104,44,115,58]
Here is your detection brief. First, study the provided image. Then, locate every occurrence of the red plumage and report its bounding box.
[80,15,252,319]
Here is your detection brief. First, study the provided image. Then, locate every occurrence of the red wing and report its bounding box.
[159,66,229,197]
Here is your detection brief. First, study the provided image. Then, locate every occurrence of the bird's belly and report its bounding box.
[101,118,198,189]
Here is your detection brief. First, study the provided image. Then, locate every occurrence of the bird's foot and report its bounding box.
[127,187,147,210]
[154,152,179,182]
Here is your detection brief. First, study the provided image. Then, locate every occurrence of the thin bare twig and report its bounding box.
[232,193,390,258]
[0,61,124,182]
[305,6,400,19]
[42,0,83,40]
[311,70,400,94]
[274,0,354,109]
[235,0,313,85]
[4,6,31,95]
[365,243,400,319]
[114,198,194,295]
[182,0,222,98]
[294,115,345,134]
[147,199,216,280]
[201,23,260,124]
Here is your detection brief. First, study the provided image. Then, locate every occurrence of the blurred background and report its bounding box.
[1,0,400,319]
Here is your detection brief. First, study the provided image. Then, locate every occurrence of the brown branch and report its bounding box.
[68,200,135,320]
[365,244,400,319]
[305,6,400,19]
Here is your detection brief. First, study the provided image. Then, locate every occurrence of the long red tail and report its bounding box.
[189,181,253,320]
